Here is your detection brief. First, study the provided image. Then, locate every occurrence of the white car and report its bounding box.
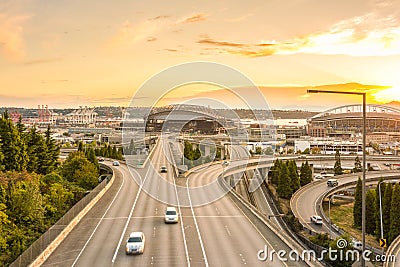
[160,166,167,173]
[310,215,323,225]
[112,161,120,166]
[125,232,145,255]
[164,207,178,224]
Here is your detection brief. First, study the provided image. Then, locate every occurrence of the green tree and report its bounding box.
[117,147,124,160]
[383,183,393,240]
[288,160,300,193]
[16,115,26,138]
[0,112,28,171]
[353,156,362,173]
[255,146,262,155]
[277,163,291,199]
[44,183,74,221]
[366,189,376,234]
[86,146,99,170]
[26,126,47,174]
[61,151,99,189]
[112,145,118,159]
[334,150,343,175]
[77,141,84,152]
[299,160,312,186]
[44,125,60,174]
[269,159,281,185]
[353,177,362,228]
[389,184,400,244]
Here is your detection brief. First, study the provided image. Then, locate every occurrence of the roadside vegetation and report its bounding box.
[0,111,100,265]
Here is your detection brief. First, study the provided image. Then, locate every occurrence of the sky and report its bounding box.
[1,0,400,111]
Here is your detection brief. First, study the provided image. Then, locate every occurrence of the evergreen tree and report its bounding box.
[44,125,60,174]
[288,160,300,193]
[353,177,362,228]
[77,141,84,152]
[0,112,28,171]
[300,160,312,186]
[16,116,26,137]
[26,126,47,174]
[375,178,386,238]
[107,144,112,158]
[117,147,123,160]
[111,145,117,159]
[366,189,376,234]
[86,146,99,170]
[389,184,400,244]
[277,162,291,199]
[334,150,343,175]
[383,183,393,240]
[353,156,362,173]
[270,159,281,185]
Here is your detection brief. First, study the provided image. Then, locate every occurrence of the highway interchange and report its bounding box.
[41,137,400,266]
[43,137,308,266]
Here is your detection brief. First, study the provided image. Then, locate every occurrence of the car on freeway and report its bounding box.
[160,166,167,173]
[97,157,104,162]
[125,232,145,255]
[327,178,338,187]
[164,207,178,223]
[310,215,323,225]
[112,161,120,166]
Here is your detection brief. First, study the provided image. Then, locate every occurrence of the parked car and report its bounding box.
[164,207,178,224]
[310,215,323,225]
[125,232,145,255]
[113,161,120,166]
[327,179,338,187]
[160,166,167,173]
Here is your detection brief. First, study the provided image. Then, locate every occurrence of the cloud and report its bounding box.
[24,57,63,65]
[225,13,253,22]
[176,13,208,24]
[0,13,30,61]
[148,15,170,21]
[199,12,400,57]
[146,37,157,42]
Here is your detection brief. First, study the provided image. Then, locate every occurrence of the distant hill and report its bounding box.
[386,101,400,109]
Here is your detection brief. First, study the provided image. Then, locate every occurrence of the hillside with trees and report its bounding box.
[0,111,100,265]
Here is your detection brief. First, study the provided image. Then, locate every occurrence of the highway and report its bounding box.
[291,171,400,236]
[43,138,309,266]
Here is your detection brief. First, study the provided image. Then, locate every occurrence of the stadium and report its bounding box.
[308,104,400,138]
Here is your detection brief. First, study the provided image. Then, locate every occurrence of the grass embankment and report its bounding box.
[323,200,380,249]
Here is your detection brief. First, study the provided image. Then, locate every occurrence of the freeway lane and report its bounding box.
[43,140,190,267]
[184,161,309,267]
[291,171,400,236]
[42,161,142,266]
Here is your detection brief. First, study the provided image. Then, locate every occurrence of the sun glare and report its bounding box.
[372,87,400,103]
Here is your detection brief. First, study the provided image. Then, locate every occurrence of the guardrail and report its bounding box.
[10,163,115,267]
[217,173,323,267]
[384,235,400,267]
[315,175,400,256]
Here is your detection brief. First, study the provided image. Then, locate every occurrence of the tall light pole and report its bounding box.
[307,89,367,267]
[328,194,335,239]
[378,180,384,254]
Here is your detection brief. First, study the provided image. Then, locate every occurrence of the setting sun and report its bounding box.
[372,86,400,103]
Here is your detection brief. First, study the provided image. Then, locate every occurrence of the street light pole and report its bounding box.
[378,181,384,249]
[307,89,367,267]
[328,195,335,239]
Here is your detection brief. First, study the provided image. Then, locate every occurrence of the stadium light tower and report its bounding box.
[307,89,367,267]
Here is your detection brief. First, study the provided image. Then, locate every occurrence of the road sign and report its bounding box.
[379,238,387,248]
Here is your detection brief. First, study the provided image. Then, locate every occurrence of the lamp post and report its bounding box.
[308,89,367,267]
[378,181,384,253]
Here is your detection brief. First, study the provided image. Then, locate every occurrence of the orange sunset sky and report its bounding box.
[1,0,400,111]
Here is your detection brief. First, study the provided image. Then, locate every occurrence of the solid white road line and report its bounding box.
[71,169,125,267]
[186,177,209,267]
[111,166,150,263]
